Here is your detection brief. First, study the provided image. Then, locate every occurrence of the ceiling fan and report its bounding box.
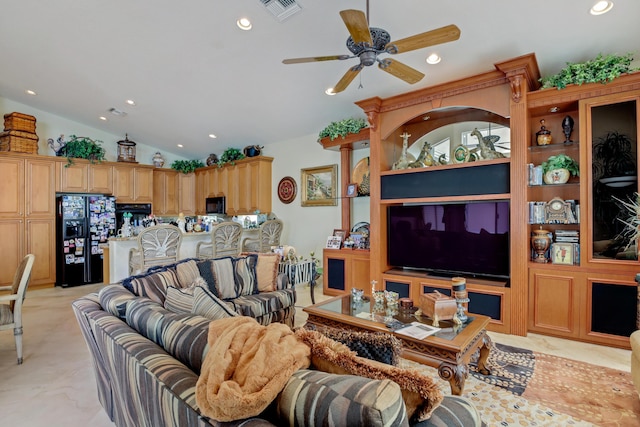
[282,1,461,93]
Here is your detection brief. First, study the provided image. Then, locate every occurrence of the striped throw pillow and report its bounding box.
[164,286,195,314]
[192,286,238,320]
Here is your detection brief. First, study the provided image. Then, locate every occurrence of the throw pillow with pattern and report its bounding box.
[164,285,196,314]
[233,254,258,296]
[241,252,280,292]
[192,285,238,320]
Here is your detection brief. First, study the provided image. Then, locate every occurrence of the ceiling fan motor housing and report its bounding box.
[346,27,390,55]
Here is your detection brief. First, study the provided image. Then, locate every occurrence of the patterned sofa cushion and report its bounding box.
[164,285,196,314]
[123,269,180,304]
[241,252,281,292]
[197,257,237,299]
[231,288,295,319]
[99,284,138,319]
[233,254,259,296]
[274,369,408,427]
[192,286,238,320]
[125,298,211,374]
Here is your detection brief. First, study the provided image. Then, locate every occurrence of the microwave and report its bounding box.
[206,197,226,214]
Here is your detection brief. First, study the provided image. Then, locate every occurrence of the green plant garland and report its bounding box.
[540,53,638,89]
[170,159,205,174]
[318,117,368,141]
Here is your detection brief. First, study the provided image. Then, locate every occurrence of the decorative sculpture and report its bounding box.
[392,132,414,170]
[471,128,505,160]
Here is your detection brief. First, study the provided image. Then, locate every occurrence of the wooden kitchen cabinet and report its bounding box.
[57,161,89,192]
[178,173,196,216]
[0,156,24,217]
[0,219,24,285]
[113,165,154,203]
[194,156,273,215]
[88,163,114,194]
[153,169,179,215]
[0,153,56,287]
[26,159,56,216]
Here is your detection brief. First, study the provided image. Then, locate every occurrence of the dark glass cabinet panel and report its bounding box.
[589,99,638,261]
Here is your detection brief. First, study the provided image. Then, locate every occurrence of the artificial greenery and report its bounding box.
[59,135,106,167]
[540,53,638,89]
[318,117,368,141]
[217,147,245,167]
[170,159,205,174]
[542,154,580,176]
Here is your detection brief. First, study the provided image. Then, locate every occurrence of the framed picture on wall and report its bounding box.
[301,164,338,207]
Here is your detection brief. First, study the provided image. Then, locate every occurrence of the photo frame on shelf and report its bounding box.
[551,242,574,265]
[301,164,338,207]
[333,229,348,242]
[346,182,358,198]
[326,235,342,249]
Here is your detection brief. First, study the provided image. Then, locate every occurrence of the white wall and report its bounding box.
[265,133,343,261]
[0,97,187,165]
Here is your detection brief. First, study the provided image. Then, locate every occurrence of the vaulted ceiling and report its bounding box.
[1,0,638,159]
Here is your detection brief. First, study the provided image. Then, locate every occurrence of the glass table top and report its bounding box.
[311,294,475,341]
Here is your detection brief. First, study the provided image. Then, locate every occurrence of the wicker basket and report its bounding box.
[4,112,37,133]
[0,130,39,154]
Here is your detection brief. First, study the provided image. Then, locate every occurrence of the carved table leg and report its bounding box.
[476,332,492,375]
[438,363,468,396]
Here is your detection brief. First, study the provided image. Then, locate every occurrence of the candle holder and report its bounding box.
[452,277,469,323]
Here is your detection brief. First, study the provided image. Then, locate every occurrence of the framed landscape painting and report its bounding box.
[301,164,338,207]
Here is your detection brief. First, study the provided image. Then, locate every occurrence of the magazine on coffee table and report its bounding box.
[395,322,440,340]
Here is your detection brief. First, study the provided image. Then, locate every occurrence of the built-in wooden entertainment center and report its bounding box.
[321,53,640,349]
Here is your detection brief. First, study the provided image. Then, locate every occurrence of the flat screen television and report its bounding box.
[387,201,510,281]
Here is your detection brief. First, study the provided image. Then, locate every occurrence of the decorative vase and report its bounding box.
[543,168,570,184]
[536,119,552,146]
[562,115,574,145]
[531,228,552,263]
[118,217,133,238]
[243,145,262,157]
[206,153,218,166]
[152,152,165,168]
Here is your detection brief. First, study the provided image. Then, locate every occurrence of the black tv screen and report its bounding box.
[387,201,510,281]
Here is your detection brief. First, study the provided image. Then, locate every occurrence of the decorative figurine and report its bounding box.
[562,115,575,145]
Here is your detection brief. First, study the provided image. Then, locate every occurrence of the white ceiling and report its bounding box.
[1,0,639,159]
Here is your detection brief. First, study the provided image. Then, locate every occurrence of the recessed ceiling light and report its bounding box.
[426,54,441,65]
[237,18,252,30]
[25,89,37,96]
[549,106,560,113]
[99,116,107,121]
[590,1,613,15]
[325,88,336,96]
[108,107,128,117]
[177,144,184,148]
[125,99,136,106]
[208,134,217,139]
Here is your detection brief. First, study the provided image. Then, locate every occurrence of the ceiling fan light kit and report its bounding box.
[282,3,460,93]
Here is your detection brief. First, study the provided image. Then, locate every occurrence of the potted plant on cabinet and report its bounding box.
[170,159,205,174]
[57,135,106,167]
[540,53,638,89]
[541,153,579,184]
[592,131,636,186]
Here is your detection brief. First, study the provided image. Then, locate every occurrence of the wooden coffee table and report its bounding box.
[303,294,492,395]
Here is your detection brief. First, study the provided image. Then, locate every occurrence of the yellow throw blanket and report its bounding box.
[195,317,310,422]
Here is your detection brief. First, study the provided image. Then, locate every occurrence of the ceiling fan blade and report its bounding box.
[339,9,372,46]
[332,65,363,93]
[282,55,351,64]
[385,24,461,54]
[378,58,424,84]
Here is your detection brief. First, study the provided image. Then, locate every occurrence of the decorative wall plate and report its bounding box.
[277,176,297,204]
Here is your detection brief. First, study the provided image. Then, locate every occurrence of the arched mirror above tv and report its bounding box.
[387,107,510,167]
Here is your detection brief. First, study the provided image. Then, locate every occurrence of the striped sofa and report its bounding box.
[72,255,483,426]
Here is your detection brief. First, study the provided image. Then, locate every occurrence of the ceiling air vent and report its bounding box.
[259,0,302,22]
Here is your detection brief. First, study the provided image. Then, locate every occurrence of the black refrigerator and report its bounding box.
[56,194,116,287]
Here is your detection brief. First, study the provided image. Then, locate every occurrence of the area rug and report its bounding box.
[400,342,640,427]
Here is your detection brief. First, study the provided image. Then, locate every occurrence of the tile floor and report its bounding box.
[0,283,632,427]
